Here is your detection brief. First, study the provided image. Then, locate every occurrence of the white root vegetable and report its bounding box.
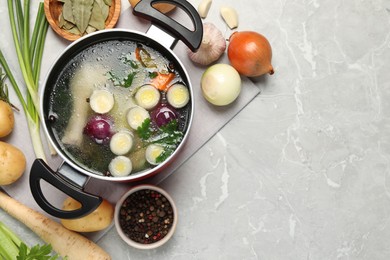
[61,64,108,146]
[220,6,239,29]
[0,191,111,260]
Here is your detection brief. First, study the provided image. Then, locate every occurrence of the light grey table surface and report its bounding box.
[2,0,390,259]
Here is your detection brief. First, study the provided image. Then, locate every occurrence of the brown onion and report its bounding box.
[227,31,274,77]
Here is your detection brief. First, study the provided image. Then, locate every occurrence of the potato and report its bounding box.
[0,100,14,138]
[61,197,114,232]
[129,0,176,14]
[0,141,26,185]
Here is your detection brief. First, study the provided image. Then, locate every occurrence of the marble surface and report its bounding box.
[2,0,390,259]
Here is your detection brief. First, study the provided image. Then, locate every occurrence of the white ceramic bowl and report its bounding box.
[114,184,178,249]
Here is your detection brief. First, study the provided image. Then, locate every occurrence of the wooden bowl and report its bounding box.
[44,0,121,41]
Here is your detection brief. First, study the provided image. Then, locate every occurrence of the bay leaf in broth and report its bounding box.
[71,0,94,34]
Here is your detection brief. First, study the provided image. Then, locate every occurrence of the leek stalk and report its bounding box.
[0,0,49,161]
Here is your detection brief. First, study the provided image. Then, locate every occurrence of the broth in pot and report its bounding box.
[46,40,191,177]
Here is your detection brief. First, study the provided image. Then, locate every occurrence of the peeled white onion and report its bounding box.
[200,63,241,106]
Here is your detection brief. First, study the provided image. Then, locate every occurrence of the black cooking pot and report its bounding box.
[30,0,202,219]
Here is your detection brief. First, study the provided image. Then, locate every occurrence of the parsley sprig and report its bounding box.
[136,118,184,163]
[0,221,59,260]
[17,243,58,260]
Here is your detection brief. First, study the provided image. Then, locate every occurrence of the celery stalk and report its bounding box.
[0,222,21,260]
[0,221,58,259]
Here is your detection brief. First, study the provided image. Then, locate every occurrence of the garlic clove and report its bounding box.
[220,6,239,29]
[187,23,226,66]
[198,0,212,19]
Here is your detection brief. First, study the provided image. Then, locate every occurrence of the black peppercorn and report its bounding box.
[119,189,174,244]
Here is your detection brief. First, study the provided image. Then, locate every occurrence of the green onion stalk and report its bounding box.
[0,0,49,161]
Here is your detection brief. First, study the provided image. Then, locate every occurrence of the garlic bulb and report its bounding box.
[187,23,226,66]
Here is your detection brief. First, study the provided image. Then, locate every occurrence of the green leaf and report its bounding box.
[0,68,10,103]
[62,0,75,23]
[94,0,109,20]
[86,25,97,34]
[120,54,139,69]
[148,71,158,79]
[137,118,152,140]
[16,242,28,259]
[136,118,184,163]
[17,243,59,260]
[89,0,105,30]
[103,0,112,7]
[68,26,81,36]
[72,0,94,34]
[123,72,136,88]
[0,222,57,260]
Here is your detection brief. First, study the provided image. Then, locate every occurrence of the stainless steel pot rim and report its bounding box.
[40,28,195,182]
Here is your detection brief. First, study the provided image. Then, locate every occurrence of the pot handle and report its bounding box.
[29,159,102,219]
[133,0,203,52]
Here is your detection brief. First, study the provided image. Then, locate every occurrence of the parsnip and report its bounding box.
[61,63,107,146]
[0,191,111,260]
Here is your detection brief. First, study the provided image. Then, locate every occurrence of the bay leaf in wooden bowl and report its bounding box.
[44,0,121,41]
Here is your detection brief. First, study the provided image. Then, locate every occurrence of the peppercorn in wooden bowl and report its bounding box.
[44,0,121,41]
[114,184,178,249]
